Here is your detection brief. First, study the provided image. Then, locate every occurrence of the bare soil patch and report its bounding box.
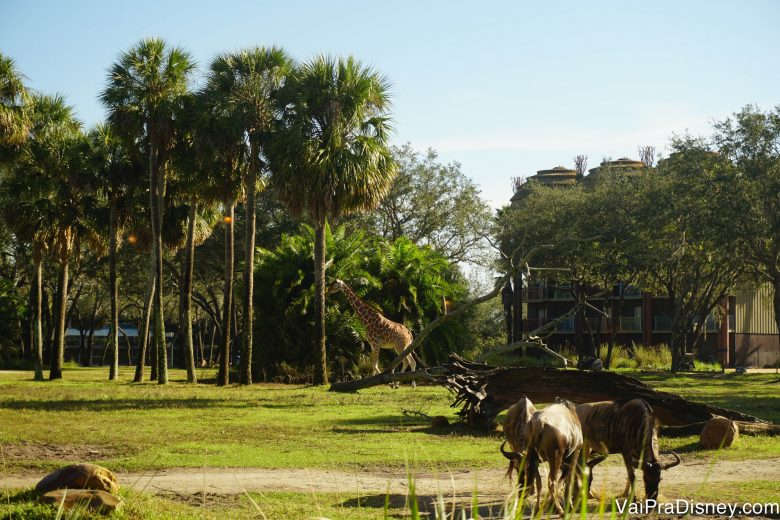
[1,441,122,468]
[2,457,778,499]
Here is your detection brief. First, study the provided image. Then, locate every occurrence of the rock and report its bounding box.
[36,464,120,495]
[699,416,739,449]
[41,489,122,514]
[431,415,449,427]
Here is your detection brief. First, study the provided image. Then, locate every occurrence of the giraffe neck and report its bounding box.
[340,283,378,326]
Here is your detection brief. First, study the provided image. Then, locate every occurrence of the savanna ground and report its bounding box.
[0,367,778,519]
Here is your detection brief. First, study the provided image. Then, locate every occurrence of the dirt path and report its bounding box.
[3,457,778,497]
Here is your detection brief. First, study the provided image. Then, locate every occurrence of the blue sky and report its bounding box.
[2,0,778,208]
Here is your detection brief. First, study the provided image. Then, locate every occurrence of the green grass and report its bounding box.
[0,366,778,518]
[0,367,778,473]
[0,487,411,519]
[0,367,497,473]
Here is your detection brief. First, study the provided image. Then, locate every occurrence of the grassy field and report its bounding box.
[1,366,778,518]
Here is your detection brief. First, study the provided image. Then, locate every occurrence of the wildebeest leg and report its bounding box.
[561,447,581,510]
[619,453,636,498]
[585,450,607,499]
[548,450,565,515]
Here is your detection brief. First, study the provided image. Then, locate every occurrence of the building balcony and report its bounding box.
[653,316,672,331]
[555,317,575,333]
[619,316,642,332]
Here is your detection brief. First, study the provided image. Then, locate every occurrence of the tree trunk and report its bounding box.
[149,125,168,385]
[209,323,216,367]
[441,355,769,428]
[49,256,69,380]
[218,199,235,386]
[108,191,120,380]
[32,248,44,381]
[180,200,198,383]
[42,287,51,364]
[773,276,780,369]
[135,257,155,382]
[87,325,95,367]
[313,220,329,385]
[240,153,258,385]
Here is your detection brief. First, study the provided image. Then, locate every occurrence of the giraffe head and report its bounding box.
[326,278,348,295]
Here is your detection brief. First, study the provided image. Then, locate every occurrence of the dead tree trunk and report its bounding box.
[440,354,768,428]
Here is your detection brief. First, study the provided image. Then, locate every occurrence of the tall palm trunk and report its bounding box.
[180,199,198,383]
[313,220,328,385]
[108,190,120,380]
[149,126,168,385]
[218,198,235,386]
[32,245,44,381]
[49,255,69,380]
[134,257,155,382]
[240,152,258,385]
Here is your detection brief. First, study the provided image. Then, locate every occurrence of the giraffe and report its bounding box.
[328,279,417,379]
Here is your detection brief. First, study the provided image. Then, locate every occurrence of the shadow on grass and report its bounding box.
[339,493,508,518]
[0,398,267,412]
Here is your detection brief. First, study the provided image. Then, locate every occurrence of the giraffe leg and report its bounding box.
[370,345,381,375]
[407,353,417,389]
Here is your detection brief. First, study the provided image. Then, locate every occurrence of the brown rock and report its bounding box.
[42,489,122,514]
[431,415,449,427]
[36,464,120,494]
[700,416,739,449]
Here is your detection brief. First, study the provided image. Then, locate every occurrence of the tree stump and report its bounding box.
[700,416,739,449]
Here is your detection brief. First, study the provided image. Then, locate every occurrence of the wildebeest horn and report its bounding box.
[659,450,681,469]
[500,440,522,460]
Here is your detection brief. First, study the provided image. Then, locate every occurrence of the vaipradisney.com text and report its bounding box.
[615,499,779,517]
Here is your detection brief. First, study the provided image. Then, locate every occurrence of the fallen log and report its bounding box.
[438,354,770,428]
[661,420,780,437]
[328,367,448,392]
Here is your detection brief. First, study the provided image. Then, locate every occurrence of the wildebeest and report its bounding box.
[501,399,583,514]
[503,397,537,453]
[501,397,537,490]
[575,398,681,500]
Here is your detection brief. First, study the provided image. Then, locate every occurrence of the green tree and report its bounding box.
[202,47,292,385]
[269,55,396,385]
[634,139,745,370]
[101,38,196,384]
[88,124,136,380]
[713,106,780,353]
[0,53,30,153]
[10,94,98,379]
[356,144,493,266]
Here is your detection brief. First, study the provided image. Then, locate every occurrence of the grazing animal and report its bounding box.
[328,279,416,379]
[575,398,681,500]
[502,397,537,480]
[501,400,583,514]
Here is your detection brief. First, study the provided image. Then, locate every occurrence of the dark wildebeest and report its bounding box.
[575,398,681,500]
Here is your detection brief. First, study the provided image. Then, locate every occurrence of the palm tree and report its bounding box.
[87,124,135,380]
[10,94,97,380]
[0,52,30,152]
[202,47,292,385]
[101,38,196,384]
[196,88,244,387]
[268,56,396,385]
